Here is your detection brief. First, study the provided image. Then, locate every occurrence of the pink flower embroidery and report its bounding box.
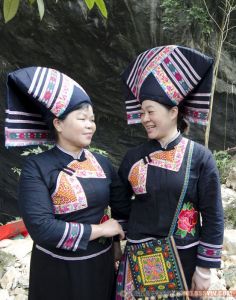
[176,202,198,238]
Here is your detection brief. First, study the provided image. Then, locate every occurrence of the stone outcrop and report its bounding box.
[0,237,32,299]
[0,1,235,220]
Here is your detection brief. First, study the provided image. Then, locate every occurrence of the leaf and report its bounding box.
[37,0,45,20]
[28,0,36,5]
[3,0,20,23]
[180,230,187,238]
[190,228,196,236]
[95,0,107,18]
[175,229,182,236]
[84,0,95,10]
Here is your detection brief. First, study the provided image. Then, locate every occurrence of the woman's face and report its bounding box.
[54,105,96,151]
[140,100,178,140]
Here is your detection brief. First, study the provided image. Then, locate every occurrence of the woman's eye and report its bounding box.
[77,118,85,120]
[148,111,154,114]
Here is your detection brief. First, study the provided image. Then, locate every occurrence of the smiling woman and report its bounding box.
[5,66,125,300]
[112,45,224,300]
[53,103,96,152]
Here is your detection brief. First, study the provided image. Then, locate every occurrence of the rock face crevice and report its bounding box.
[0,0,235,218]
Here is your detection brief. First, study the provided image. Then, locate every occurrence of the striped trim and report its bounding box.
[197,255,221,262]
[28,67,41,94]
[57,222,69,248]
[191,93,211,96]
[5,110,42,117]
[136,46,176,99]
[197,242,222,263]
[73,224,84,251]
[199,241,223,248]
[59,223,83,251]
[174,48,201,80]
[167,55,194,91]
[171,51,198,85]
[36,244,112,261]
[5,118,46,125]
[127,50,148,86]
[33,67,47,98]
[169,140,194,235]
[126,237,157,243]
[176,241,199,249]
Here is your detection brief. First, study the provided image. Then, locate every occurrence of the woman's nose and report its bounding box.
[141,113,150,123]
[85,120,93,128]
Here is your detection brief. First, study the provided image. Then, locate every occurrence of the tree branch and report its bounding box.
[201,0,222,31]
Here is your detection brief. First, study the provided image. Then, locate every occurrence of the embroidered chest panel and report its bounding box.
[128,138,188,195]
[51,150,106,214]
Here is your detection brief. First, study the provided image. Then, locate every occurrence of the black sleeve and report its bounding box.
[110,152,134,235]
[196,149,224,268]
[18,158,91,251]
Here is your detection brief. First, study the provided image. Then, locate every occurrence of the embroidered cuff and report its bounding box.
[56,222,91,251]
[196,241,222,268]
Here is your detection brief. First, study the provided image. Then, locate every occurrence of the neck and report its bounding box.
[56,142,83,157]
[158,128,179,149]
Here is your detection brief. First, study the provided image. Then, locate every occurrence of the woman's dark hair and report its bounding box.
[45,102,92,140]
[176,102,190,135]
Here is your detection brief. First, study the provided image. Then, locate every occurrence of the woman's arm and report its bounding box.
[196,149,224,268]
[191,148,224,291]
[18,158,123,252]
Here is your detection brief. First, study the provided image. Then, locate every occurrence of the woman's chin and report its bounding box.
[147,132,158,140]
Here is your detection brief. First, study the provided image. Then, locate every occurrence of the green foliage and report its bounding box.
[84,0,95,10]
[12,144,108,177]
[89,146,108,156]
[94,0,107,18]
[3,0,20,23]
[20,144,53,156]
[160,0,213,37]
[2,0,108,23]
[213,150,231,183]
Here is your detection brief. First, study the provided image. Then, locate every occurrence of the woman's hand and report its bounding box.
[90,218,125,241]
[191,267,211,292]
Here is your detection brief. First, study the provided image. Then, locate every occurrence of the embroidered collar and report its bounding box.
[150,132,182,151]
[56,144,84,160]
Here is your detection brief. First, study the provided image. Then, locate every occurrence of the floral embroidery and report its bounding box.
[128,138,188,195]
[51,74,74,117]
[152,66,182,105]
[52,150,106,214]
[176,202,198,238]
[150,137,188,171]
[60,222,84,251]
[39,68,59,108]
[197,242,222,262]
[135,46,176,99]
[198,245,222,258]
[69,149,106,178]
[52,172,88,214]
[128,159,148,194]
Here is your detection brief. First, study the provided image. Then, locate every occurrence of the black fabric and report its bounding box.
[29,244,115,300]
[112,135,224,269]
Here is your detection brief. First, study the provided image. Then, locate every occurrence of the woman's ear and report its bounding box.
[170,106,178,120]
[53,118,62,133]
